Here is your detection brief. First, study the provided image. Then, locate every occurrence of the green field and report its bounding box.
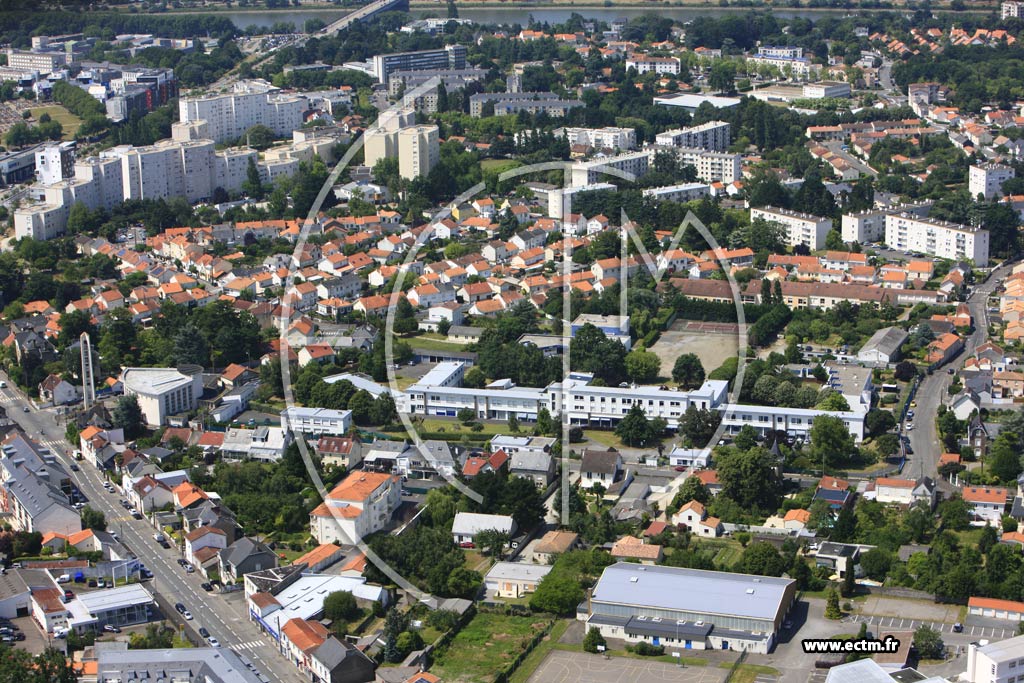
[432,612,552,683]
[31,105,82,140]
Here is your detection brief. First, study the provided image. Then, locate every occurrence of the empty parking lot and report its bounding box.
[527,651,729,683]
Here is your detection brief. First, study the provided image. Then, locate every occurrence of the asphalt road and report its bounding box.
[907,261,1015,484]
[0,378,299,681]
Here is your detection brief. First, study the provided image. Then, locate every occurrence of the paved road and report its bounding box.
[908,261,1014,483]
[0,378,300,681]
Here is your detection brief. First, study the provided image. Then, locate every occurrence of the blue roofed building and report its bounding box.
[579,562,797,654]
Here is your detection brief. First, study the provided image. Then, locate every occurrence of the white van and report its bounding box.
[56,574,70,584]
[153,533,165,543]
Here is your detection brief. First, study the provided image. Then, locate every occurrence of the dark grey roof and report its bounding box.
[581,450,620,474]
[220,537,273,568]
[1011,496,1024,520]
[816,542,858,558]
[311,635,373,671]
[246,563,305,596]
[97,646,262,683]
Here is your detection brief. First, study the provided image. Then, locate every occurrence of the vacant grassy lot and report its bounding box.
[432,612,552,683]
[31,105,82,140]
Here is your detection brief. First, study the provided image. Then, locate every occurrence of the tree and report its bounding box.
[173,323,208,366]
[672,353,705,389]
[716,447,782,511]
[824,586,842,619]
[673,475,711,507]
[831,507,857,543]
[536,407,555,436]
[809,415,857,470]
[457,407,476,424]
[733,424,758,452]
[530,571,584,615]
[507,414,520,433]
[113,394,144,439]
[242,157,264,199]
[463,366,486,388]
[708,61,737,93]
[615,404,663,447]
[625,349,660,384]
[392,297,418,335]
[816,391,850,411]
[859,548,893,581]
[349,390,375,426]
[323,590,361,622]
[865,409,897,438]
[680,405,721,446]
[583,627,607,653]
[242,124,276,150]
[474,528,510,557]
[913,624,944,660]
[894,361,918,382]
[446,567,482,598]
[80,506,106,531]
[738,541,787,576]
[989,433,1022,483]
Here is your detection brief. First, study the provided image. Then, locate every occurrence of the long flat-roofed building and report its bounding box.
[884,213,989,266]
[581,562,797,654]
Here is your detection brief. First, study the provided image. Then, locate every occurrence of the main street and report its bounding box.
[907,260,1014,483]
[0,379,300,681]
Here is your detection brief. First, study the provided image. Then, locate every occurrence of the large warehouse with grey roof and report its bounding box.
[579,562,797,654]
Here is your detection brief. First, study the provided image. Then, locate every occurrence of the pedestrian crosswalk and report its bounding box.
[233,639,267,652]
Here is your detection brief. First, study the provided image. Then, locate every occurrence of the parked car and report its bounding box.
[954,623,964,633]
[69,464,79,472]
[87,579,97,588]
[208,637,220,648]
[103,624,121,633]
[175,603,186,615]
[201,582,213,592]
[182,610,193,621]
[199,627,210,638]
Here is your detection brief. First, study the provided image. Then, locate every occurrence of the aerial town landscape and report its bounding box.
[2,0,1024,682]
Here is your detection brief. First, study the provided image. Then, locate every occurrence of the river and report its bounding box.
[215,5,861,30]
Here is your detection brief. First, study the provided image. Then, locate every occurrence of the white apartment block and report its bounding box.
[6,49,67,72]
[281,407,353,436]
[642,183,711,203]
[1002,1,1024,18]
[400,362,866,440]
[840,201,933,243]
[758,45,804,59]
[571,151,651,186]
[120,366,204,427]
[310,472,401,544]
[179,79,307,143]
[841,209,888,244]
[969,163,1016,200]
[885,213,990,266]
[655,121,731,151]
[559,127,636,151]
[35,142,75,186]
[751,206,833,250]
[625,56,681,75]
[398,125,439,180]
[547,182,617,219]
[966,635,1024,683]
[746,55,816,78]
[678,148,742,183]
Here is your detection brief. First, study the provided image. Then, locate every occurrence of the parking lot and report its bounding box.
[527,651,730,683]
[848,614,1017,641]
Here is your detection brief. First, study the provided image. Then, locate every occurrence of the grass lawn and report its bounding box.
[30,105,82,140]
[712,544,743,567]
[481,158,522,174]
[723,663,780,683]
[406,334,471,352]
[582,429,626,450]
[416,418,507,437]
[462,548,491,572]
[432,612,552,683]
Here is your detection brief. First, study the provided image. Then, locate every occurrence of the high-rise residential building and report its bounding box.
[179,79,307,143]
[655,121,731,151]
[1002,0,1024,18]
[398,125,439,180]
[371,44,467,84]
[885,213,990,266]
[966,634,1024,683]
[969,162,1016,200]
[750,206,834,250]
[34,142,75,186]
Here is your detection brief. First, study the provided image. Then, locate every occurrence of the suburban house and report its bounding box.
[609,536,664,564]
[531,530,580,564]
[184,526,228,567]
[483,562,552,599]
[872,477,937,509]
[38,374,77,406]
[451,512,516,545]
[509,451,555,488]
[579,450,623,490]
[219,537,278,583]
[670,500,723,538]
[315,436,363,470]
[962,486,1011,525]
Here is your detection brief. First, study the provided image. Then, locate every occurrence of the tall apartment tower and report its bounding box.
[398,125,439,180]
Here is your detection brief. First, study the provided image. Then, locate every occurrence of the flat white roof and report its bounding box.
[653,93,741,109]
[121,367,192,395]
[267,574,384,633]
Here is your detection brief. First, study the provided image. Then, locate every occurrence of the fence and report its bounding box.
[493,619,555,683]
[723,650,748,682]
